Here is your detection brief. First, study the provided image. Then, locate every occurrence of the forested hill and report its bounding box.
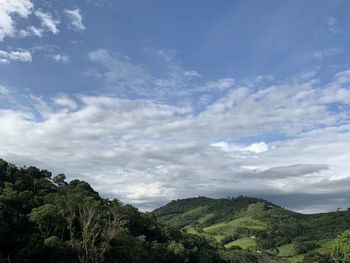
[153,196,350,262]
[1,158,350,263]
[0,159,221,263]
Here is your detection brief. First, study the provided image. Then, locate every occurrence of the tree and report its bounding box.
[28,204,64,238]
[53,174,67,187]
[63,196,126,263]
[332,229,350,262]
[302,251,329,263]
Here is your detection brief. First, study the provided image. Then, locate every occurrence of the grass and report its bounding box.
[277,239,334,262]
[224,237,257,249]
[203,216,266,237]
[180,206,208,220]
[184,225,198,235]
[287,254,305,263]
[317,239,335,254]
[278,243,295,257]
[197,212,215,224]
[211,234,225,242]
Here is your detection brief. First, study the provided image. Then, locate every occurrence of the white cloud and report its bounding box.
[65,8,85,31]
[0,0,33,41]
[0,49,32,63]
[245,142,270,153]
[53,93,77,109]
[0,85,9,95]
[19,26,43,37]
[211,141,241,152]
[48,54,70,63]
[34,10,59,34]
[334,69,350,84]
[196,78,235,92]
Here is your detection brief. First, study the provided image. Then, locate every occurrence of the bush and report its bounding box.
[294,240,320,254]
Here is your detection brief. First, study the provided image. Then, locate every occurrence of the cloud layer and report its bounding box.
[1,67,350,212]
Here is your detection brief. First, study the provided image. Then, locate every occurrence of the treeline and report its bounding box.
[0,159,222,263]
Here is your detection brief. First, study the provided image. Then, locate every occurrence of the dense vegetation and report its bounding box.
[2,158,350,263]
[0,159,222,263]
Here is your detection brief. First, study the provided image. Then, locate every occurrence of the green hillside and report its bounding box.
[154,196,350,262]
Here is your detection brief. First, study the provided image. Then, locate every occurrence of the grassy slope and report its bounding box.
[317,239,335,254]
[203,216,266,242]
[225,237,257,249]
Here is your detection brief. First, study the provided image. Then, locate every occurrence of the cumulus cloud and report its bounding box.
[65,8,85,31]
[34,10,59,34]
[0,49,32,63]
[334,69,350,84]
[0,0,33,41]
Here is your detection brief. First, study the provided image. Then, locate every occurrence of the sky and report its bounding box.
[1,0,350,213]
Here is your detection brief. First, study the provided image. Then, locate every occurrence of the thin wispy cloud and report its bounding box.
[34,10,60,34]
[65,8,85,31]
[313,48,344,60]
[326,16,338,33]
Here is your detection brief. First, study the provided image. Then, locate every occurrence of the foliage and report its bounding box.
[28,204,64,238]
[331,229,350,262]
[302,251,330,263]
[294,240,319,254]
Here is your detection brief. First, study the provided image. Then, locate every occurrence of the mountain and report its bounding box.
[153,196,350,262]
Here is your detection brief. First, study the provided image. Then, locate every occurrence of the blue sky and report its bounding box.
[1,0,350,212]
